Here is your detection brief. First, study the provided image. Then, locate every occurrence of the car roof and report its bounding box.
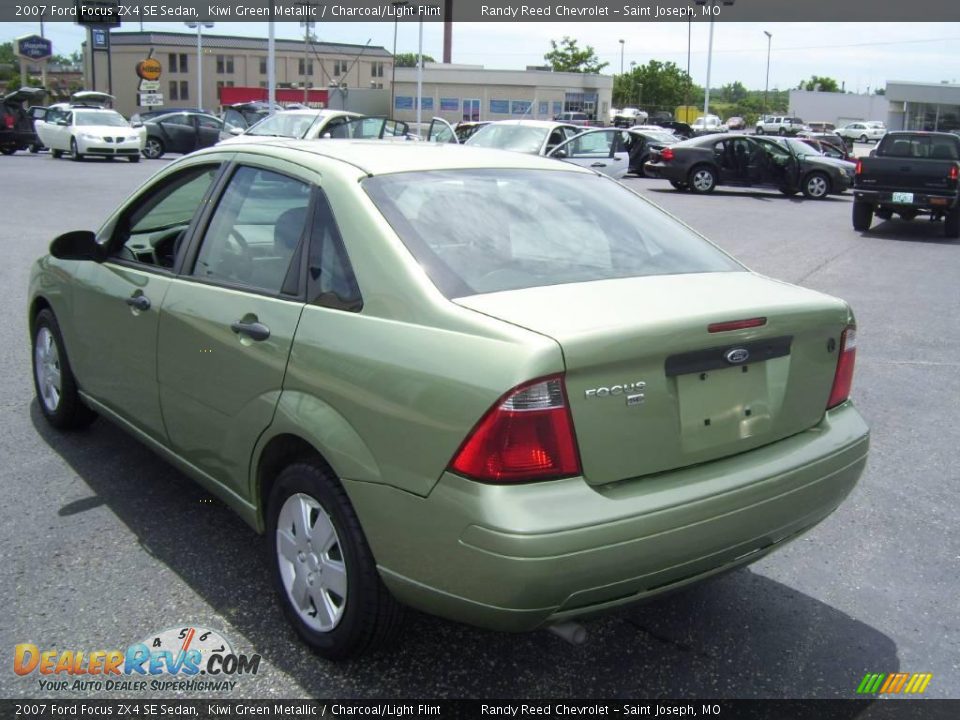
[191,139,595,176]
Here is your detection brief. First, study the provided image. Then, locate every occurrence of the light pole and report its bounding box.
[763,31,772,117]
[696,0,734,119]
[185,22,214,111]
[300,19,315,103]
[416,18,423,134]
[390,1,409,116]
[619,39,624,76]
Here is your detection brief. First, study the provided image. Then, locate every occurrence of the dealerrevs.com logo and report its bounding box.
[14,626,262,693]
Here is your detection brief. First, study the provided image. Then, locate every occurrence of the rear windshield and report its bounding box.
[466,125,549,154]
[246,112,318,138]
[882,135,959,159]
[363,169,742,298]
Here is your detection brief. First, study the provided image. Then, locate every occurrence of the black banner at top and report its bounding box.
[4,0,960,23]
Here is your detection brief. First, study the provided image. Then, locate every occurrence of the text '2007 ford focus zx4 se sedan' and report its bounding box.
[28,141,869,659]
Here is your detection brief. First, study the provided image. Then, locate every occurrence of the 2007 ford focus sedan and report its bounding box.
[28,141,869,659]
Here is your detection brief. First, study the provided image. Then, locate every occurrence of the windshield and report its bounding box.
[466,125,550,154]
[642,131,677,143]
[246,111,320,138]
[363,169,742,298]
[76,111,128,127]
[784,138,819,155]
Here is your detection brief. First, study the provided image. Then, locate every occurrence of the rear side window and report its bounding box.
[363,169,742,298]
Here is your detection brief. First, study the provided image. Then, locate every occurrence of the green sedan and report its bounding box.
[28,140,869,659]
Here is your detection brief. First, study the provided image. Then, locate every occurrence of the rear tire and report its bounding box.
[0,146,16,155]
[669,180,688,191]
[779,187,799,196]
[853,201,874,231]
[859,134,868,143]
[70,138,83,161]
[32,309,97,430]
[688,165,717,194]
[128,154,141,163]
[778,127,786,136]
[945,208,960,239]
[756,127,764,135]
[51,149,63,159]
[267,461,404,660]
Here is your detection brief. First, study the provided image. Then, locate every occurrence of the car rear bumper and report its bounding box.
[344,402,869,632]
[854,188,958,210]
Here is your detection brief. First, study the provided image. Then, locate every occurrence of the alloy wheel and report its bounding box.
[34,327,62,413]
[806,174,829,198]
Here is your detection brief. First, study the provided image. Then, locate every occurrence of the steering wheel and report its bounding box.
[220,227,252,281]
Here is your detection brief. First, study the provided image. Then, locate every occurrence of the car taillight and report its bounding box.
[660,147,674,162]
[449,375,581,483]
[3,115,14,130]
[827,326,857,409]
[949,164,958,182]
[855,159,863,176]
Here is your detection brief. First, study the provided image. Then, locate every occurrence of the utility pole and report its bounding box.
[301,17,315,103]
[268,10,276,113]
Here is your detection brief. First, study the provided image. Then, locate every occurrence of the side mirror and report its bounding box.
[551,148,568,159]
[869,149,876,158]
[229,127,243,136]
[50,230,103,262]
[131,121,143,128]
[56,119,68,126]
[321,132,332,139]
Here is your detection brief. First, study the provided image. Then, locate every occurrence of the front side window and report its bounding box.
[247,112,319,138]
[363,169,742,298]
[113,164,221,269]
[192,167,310,295]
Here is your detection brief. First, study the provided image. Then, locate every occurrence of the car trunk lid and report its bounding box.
[456,272,850,485]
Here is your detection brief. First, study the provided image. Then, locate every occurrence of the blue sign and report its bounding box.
[490,100,509,115]
[440,97,459,112]
[16,35,53,61]
[395,96,414,110]
[91,28,110,50]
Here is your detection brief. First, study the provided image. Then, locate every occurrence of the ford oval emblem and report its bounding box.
[725,347,750,364]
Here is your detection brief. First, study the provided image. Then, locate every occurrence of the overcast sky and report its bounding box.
[6,21,958,93]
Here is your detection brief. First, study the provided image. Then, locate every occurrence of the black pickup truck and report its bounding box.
[852,131,960,238]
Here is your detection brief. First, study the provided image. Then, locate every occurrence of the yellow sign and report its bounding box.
[136,58,162,82]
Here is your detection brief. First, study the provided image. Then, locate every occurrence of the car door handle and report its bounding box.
[125,294,151,311]
[230,320,271,341]
[590,162,607,168]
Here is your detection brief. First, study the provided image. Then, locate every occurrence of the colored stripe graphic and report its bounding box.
[857,672,932,694]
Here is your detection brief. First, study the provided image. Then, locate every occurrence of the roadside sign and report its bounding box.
[91,28,109,51]
[139,93,164,107]
[16,35,53,61]
[139,80,161,92]
[137,58,162,82]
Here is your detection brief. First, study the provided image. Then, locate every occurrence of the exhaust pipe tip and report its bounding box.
[547,621,587,645]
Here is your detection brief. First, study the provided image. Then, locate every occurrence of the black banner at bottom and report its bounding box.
[2,699,959,720]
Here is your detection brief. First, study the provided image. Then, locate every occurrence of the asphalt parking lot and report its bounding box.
[2,149,959,701]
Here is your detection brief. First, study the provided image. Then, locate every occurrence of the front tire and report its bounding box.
[853,201,874,231]
[756,127,764,135]
[859,134,868,143]
[142,137,164,160]
[802,171,831,199]
[128,154,141,163]
[51,149,63,159]
[32,309,96,430]
[688,165,717,194]
[70,138,83,161]
[267,461,404,660]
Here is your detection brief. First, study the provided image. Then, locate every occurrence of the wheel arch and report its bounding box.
[250,390,383,532]
[803,169,833,195]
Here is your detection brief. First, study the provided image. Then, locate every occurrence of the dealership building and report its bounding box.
[84,31,394,118]
[391,63,613,124]
[789,81,960,132]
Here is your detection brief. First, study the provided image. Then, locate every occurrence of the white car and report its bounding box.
[426,118,632,179]
[218,108,411,145]
[692,115,728,135]
[35,106,145,162]
[837,121,886,143]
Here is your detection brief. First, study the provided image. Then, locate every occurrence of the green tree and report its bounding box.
[394,52,435,68]
[799,75,841,92]
[612,60,695,112]
[544,37,608,74]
